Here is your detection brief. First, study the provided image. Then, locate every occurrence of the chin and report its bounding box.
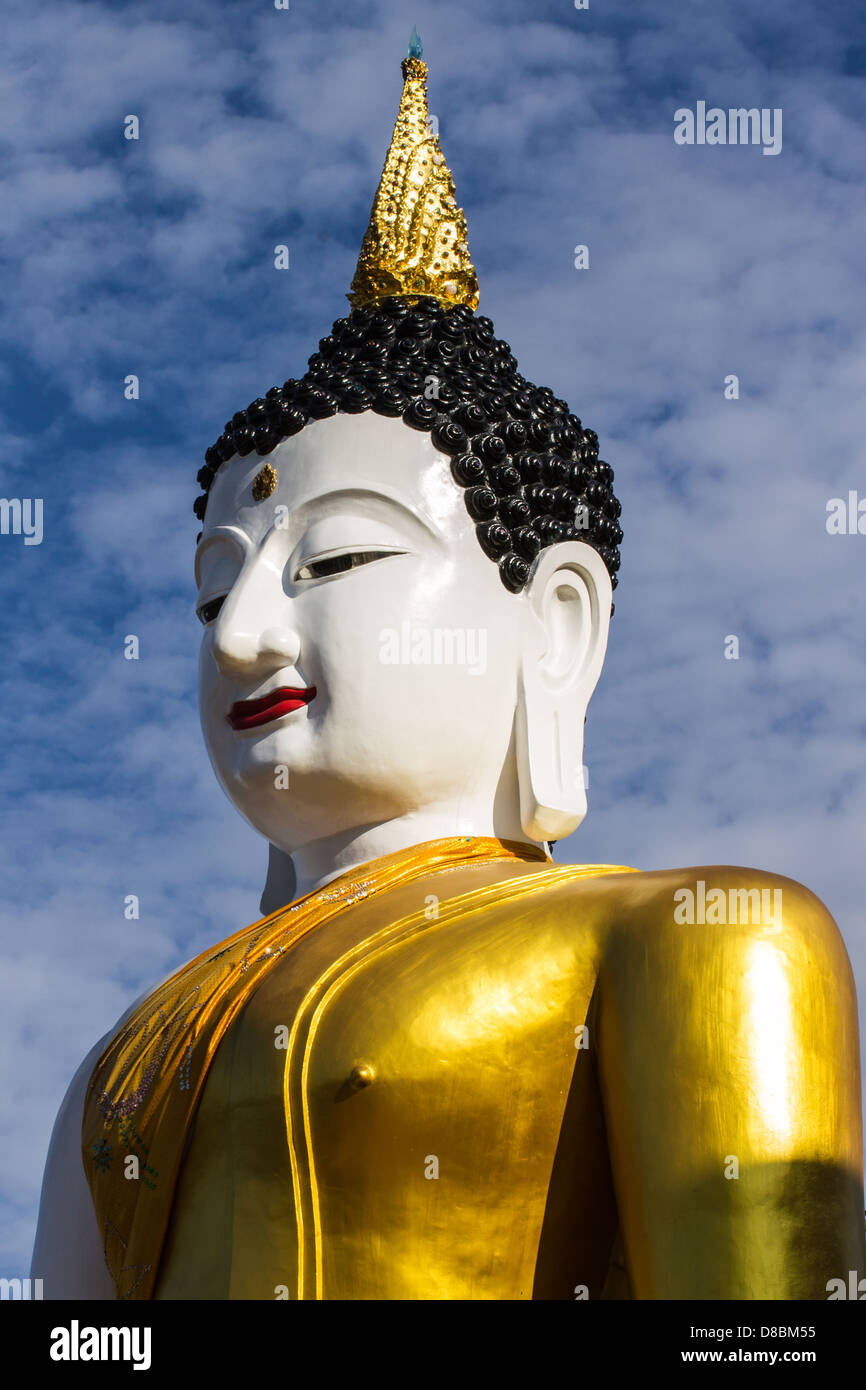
[225,760,432,845]
[212,721,311,776]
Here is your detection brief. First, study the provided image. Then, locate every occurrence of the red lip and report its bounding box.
[227,686,317,730]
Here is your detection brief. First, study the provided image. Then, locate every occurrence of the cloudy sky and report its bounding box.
[1,0,864,1274]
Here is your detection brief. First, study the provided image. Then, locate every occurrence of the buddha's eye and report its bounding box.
[197,594,227,625]
[293,549,405,582]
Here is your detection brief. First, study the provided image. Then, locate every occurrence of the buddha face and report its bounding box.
[195,411,545,854]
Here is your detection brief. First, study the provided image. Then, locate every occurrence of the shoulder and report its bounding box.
[543,860,854,995]
[589,864,857,1030]
[609,864,849,960]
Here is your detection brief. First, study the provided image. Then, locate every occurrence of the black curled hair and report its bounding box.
[194,295,622,600]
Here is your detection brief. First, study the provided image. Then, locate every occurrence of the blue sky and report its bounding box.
[1,0,865,1273]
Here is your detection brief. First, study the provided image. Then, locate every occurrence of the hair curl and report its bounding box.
[194,296,622,601]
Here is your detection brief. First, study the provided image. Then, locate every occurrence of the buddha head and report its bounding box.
[191,44,623,898]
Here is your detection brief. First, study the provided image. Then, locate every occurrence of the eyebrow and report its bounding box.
[284,486,441,542]
[208,484,444,554]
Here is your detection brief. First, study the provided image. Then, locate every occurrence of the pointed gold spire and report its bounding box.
[347,34,479,311]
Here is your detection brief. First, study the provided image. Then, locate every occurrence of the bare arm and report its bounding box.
[30,1033,118,1298]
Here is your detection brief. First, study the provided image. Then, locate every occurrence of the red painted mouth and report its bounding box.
[227,686,317,731]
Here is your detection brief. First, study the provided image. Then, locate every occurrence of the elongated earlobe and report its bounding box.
[515,542,611,841]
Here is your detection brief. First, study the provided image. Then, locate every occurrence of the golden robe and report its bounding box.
[82,837,865,1300]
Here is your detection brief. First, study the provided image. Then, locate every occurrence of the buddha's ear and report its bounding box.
[260,842,297,916]
[515,541,612,841]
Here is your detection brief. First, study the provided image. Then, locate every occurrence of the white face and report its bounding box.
[195,411,538,854]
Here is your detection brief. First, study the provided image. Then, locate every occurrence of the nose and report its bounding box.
[210,565,301,678]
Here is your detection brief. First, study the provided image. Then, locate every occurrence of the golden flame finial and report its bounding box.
[347,32,479,311]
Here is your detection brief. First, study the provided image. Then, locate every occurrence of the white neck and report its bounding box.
[263,800,539,911]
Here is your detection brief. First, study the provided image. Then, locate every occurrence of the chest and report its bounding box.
[156,901,613,1298]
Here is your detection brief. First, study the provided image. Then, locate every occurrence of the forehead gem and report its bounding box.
[252,464,278,501]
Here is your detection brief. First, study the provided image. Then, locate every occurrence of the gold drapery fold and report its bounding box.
[82,836,559,1299]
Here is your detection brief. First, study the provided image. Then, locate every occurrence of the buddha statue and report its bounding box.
[32,38,865,1302]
